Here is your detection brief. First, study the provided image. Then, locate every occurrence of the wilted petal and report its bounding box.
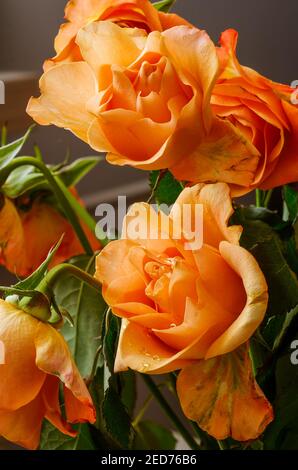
[171,117,260,187]
[177,345,273,441]
[42,375,77,437]
[35,322,95,424]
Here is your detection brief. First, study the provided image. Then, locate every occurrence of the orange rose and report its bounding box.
[44,0,190,71]
[95,183,273,440]
[0,299,95,449]
[0,193,100,277]
[27,23,258,187]
[212,29,298,194]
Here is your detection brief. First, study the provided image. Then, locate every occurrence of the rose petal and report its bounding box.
[193,244,246,315]
[261,101,298,189]
[27,62,98,142]
[35,322,95,424]
[76,21,147,73]
[114,319,193,374]
[206,241,268,358]
[0,302,46,411]
[171,116,260,186]
[0,394,45,450]
[171,183,242,248]
[42,375,77,437]
[177,344,273,441]
[0,198,27,276]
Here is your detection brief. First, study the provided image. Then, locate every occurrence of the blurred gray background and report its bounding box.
[0,0,297,449]
[1,0,297,80]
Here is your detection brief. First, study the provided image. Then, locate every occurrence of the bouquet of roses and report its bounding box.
[0,0,297,451]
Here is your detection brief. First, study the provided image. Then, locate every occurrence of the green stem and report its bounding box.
[147,170,164,203]
[263,189,273,209]
[36,263,102,299]
[255,189,263,207]
[133,394,154,427]
[249,340,259,377]
[141,375,200,450]
[218,440,229,450]
[1,125,7,147]
[55,176,108,246]
[18,263,101,319]
[88,346,103,384]
[0,157,93,255]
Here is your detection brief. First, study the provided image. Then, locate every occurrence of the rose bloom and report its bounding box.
[27,22,259,191]
[95,183,273,440]
[44,0,190,70]
[212,29,298,194]
[0,192,100,277]
[0,299,95,449]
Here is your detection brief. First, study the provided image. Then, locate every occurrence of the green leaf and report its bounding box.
[87,311,135,449]
[12,236,63,291]
[264,352,298,450]
[149,170,183,206]
[283,185,298,223]
[54,255,107,378]
[103,312,120,375]
[40,421,95,450]
[2,156,101,199]
[0,126,33,170]
[232,210,298,317]
[2,164,46,198]
[89,368,135,450]
[153,0,176,12]
[263,305,298,351]
[283,235,298,277]
[134,421,177,450]
[57,157,102,188]
[102,386,135,449]
[120,370,137,417]
[232,206,284,228]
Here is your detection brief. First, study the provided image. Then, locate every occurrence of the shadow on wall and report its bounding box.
[0,0,297,83]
